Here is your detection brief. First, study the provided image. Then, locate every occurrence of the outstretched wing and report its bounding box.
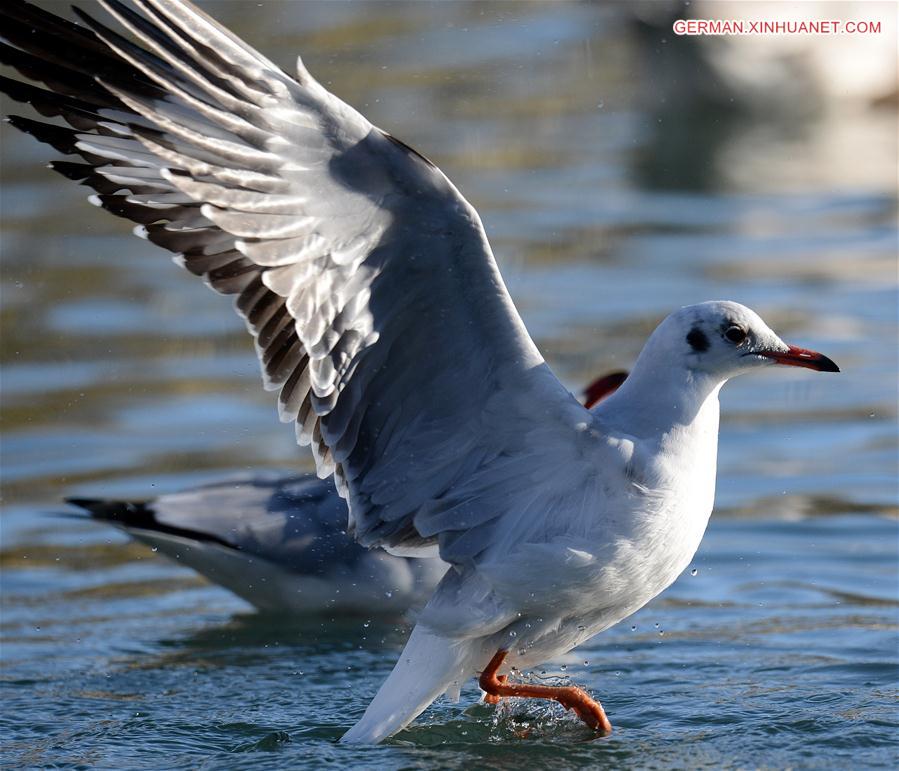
[1,0,592,564]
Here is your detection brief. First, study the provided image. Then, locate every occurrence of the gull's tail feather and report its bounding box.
[340,625,474,744]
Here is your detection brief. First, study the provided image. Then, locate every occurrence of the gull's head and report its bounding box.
[642,301,840,382]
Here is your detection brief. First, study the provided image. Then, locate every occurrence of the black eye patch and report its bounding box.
[686,327,710,352]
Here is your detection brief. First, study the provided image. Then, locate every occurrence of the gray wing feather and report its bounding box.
[1,0,591,565]
[149,474,367,573]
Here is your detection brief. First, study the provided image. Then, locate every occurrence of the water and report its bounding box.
[1,1,897,768]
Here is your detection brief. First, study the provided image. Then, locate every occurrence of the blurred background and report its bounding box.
[1,1,896,768]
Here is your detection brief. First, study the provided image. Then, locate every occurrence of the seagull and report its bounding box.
[66,374,626,616]
[0,0,839,744]
[66,473,448,616]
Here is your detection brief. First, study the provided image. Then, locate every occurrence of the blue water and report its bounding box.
[1,1,897,768]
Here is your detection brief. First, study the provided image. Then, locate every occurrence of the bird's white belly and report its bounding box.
[498,480,715,670]
[426,405,720,670]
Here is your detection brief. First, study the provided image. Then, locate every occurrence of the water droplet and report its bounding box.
[508,630,517,638]
[654,622,660,628]
[577,625,586,631]
[631,625,637,631]
[384,591,393,598]
[691,568,698,577]
[583,660,589,666]
[151,546,158,553]
[597,100,604,109]
[658,630,664,636]
[560,664,567,671]
[363,620,370,628]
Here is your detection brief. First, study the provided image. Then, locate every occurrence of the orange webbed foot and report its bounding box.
[483,674,507,704]
[478,649,612,735]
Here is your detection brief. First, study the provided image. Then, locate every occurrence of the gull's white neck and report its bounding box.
[591,344,726,508]
[595,358,724,441]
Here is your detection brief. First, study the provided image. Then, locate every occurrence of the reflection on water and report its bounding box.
[0,1,896,768]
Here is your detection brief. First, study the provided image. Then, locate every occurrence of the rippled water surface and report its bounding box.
[1,1,897,768]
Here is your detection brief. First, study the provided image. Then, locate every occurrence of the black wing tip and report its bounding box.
[64,496,149,522]
[5,113,30,129]
[5,113,78,152]
[48,159,91,180]
[64,496,103,509]
[0,73,31,98]
[66,495,239,550]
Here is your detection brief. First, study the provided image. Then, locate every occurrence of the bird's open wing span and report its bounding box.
[1,0,591,563]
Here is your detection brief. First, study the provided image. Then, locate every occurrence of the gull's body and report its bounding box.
[0,0,837,744]
[67,473,449,615]
[67,376,624,616]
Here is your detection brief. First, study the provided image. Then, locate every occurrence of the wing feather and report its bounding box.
[1,0,592,565]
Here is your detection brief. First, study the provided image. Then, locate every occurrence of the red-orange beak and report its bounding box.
[758,345,840,372]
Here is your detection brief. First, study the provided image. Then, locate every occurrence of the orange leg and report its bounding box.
[483,674,507,704]
[479,649,612,735]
